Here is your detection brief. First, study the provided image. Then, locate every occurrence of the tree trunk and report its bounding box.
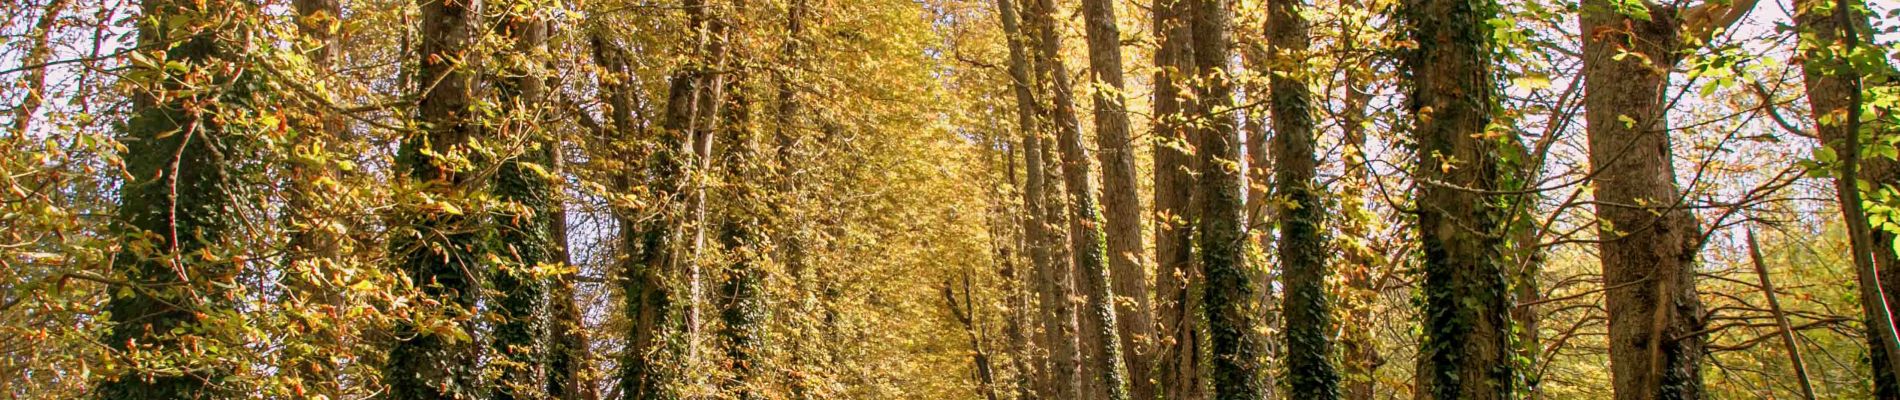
[547,143,599,400]
[1265,0,1339,396]
[1151,0,1206,397]
[283,0,348,396]
[383,0,488,397]
[1577,0,1759,396]
[1401,0,1514,397]
[1338,29,1383,400]
[622,0,726,396]
[98,0,247,397]
[1023,0,1132,394]
[1076,0,1158,394]
[1187,0,1269,394]
[716,74,767,400]
[1744,228,1818,399]
[490,9,554,400]
[997,0,1077,396]
[1793,0,1900,396]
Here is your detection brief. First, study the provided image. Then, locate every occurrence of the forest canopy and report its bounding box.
[1,0,1898,398]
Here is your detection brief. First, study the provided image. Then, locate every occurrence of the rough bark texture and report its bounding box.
[1188,0,1269,395]
[1023,0,1132,395]
[1265,0,1339,397]
[1400,0,1515,397]
[1577,0,1728,397]
[716,79,768,400]
[1151,0,1206,397]
[384,0,486,397]
[1076,0,1158,395]
[998,0,1080,396]
[1793,0,1900,397]
[98,0,246,397]
[622,0,725,397]
[490,11,554,400]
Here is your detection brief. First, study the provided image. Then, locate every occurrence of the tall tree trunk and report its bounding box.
[1577,0,1754,397]
[1023,0,1132,395]
[997,136,1042,400]
[385,0,487,398]
[715,65,768,400]
[1793,0,1900,396]
[623,0,726,396]
[1009,0,1085,396]
[1075,0,1158,395]
[491,8,554,400]
[284,0,349,396]
[1187,0,1269,394]
[1151,0,1206,397]
[98,0,247,397]
[1400,0,1514,397]
[547,143,599,400]
[1265,0,1338,397]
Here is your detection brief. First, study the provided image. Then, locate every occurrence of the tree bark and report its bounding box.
[1075,0,1158,395]
[1401,0,1515,397]
[490,8,554,400]
[98,0,247,397]
[384,0,487,398]
[1792,0,1900,396]
[1151,0,1206,397]
[1577,0,1756,397]
[1265,0,1339,397]
[1022,0,1132,395]
[996,0,1078,396]
[716,72,767,400]
[1187,0,1269,395]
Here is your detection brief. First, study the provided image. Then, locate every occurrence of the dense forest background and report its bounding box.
[1,0,1898,398]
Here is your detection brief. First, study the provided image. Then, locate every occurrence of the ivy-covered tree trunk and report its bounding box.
[1793,0,1900,396]
[1151,0,1206,397]
[98,0,248,397]
[385,0,486,398]
[1400,0,1514,397]
[490,9,553,400]
[1265,0,1339,396]
[1187,0,1268,395]
[1577,0,1755,397]
[1075,0,1158,394]
[716,72,768,400]
[1023,0,1131,395]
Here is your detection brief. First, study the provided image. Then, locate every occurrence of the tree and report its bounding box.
[1577,0,1755,397]
[1793,0,1900,397]
[490,6,554,399]
[1189,0,1270,394]
[1151,0,1207,396]
[1075,0,1159,394]
[384,0,487,397]
[1264,0,1339,397]
[1400,0,1515,397]
[97,0,251,397]
[1021,0,1132,395]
